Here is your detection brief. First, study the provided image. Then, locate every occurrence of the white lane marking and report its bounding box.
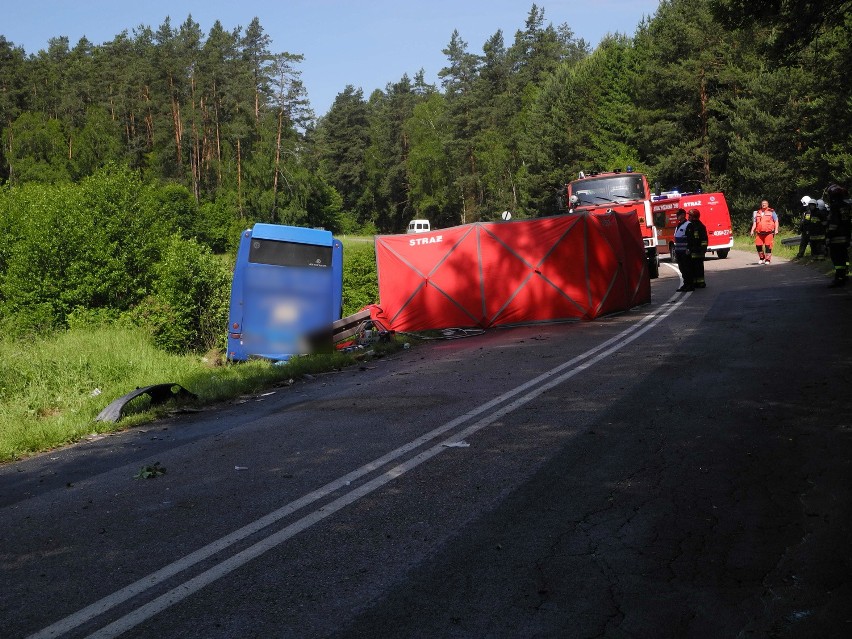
[29,291,687,639]
[662,260,684,286]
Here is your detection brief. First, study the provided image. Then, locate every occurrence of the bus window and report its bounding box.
[249,238,333,268]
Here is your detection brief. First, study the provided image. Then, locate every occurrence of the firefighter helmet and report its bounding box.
[801,195,812,206]
[827,184,849,199]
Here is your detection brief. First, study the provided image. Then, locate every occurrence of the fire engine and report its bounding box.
[651,191,733,260]
[565,169,659,278]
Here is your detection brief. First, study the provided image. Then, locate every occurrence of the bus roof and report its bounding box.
[251,223,334,246]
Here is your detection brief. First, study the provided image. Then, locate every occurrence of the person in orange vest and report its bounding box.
[749,199,780,264]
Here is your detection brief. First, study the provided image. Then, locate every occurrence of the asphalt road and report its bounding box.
[2,249,851,639]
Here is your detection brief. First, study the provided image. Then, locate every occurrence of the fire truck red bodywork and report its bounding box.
[566,171,659,278]
[652,192,734,260]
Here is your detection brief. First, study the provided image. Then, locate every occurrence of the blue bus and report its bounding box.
[227,223,343,361]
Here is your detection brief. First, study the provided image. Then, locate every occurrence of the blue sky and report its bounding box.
[5,0,660,117]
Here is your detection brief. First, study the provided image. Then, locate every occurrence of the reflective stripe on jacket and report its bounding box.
[674,221,691,255]
[690,220,708,254]
[754,210,777,233]
[827,203,852,243]
[804,208,827,236]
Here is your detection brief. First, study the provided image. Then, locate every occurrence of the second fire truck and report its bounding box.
[565,169,660,278]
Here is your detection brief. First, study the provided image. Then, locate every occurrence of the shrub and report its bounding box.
[133,237,231,353]
[341,241,378,315]
[0,166,174,332]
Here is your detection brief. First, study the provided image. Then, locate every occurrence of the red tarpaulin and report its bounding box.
[370,212,650,332]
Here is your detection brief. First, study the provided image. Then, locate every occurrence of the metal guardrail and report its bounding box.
[331,309,372,343]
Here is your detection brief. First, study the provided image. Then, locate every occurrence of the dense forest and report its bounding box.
[0,0,849,350]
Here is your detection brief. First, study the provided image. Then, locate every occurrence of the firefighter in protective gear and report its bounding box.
[796,196,828,259]
[673,208,694,292]
[749,200,779,264]
[687,208,708,288]
[811,199,829,258]
[796,196,812,258]
[825,184,851,287]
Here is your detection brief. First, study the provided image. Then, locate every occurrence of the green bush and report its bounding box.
[0,166,174,332]
[341,240,379,315]
[132,236,231,353]
[0,303,60,337]
[196,199,247,253]
[0,169,381,354]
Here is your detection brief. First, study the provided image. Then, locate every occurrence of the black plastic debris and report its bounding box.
[95,384,197,423]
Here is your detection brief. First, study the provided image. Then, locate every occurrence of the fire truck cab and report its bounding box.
[566,169,659,279]
[652,191,733,261]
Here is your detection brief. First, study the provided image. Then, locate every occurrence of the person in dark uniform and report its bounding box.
[807,198,829,259]
[796,196,828,259]
[796,196,814,258]
[673,208,694,292]
[688,208,708,288]
[825,184,851,287]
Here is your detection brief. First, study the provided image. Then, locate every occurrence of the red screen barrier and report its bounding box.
[370,213,650,332]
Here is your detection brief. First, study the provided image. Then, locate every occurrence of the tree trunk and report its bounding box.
[214,82,222,186]
[272,108,283,222]
[509,167,518,210]
[143,85,154,149]
[6,127,13,183]
[169,75,182,168]
[700,70,711,184]
[190,74,200,200]
[236,137,243,217]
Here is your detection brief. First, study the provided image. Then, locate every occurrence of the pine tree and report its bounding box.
[406,92,456,227]
[359,76,420,232]
[438,30,481,223]
[314,86,370,221]
[0,37,27,181]
[633,0,745,193]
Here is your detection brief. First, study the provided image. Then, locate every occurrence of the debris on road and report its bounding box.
[134,462,166,479]
[443,441,470,448]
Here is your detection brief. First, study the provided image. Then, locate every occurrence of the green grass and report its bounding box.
[0,235,389,463]
[0,326,187,460]
[733,231,836,277]
[0,324,410,462]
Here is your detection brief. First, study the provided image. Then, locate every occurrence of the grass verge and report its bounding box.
[0,325,402,463]
[734,232,836,277]
[1,234,386,463]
